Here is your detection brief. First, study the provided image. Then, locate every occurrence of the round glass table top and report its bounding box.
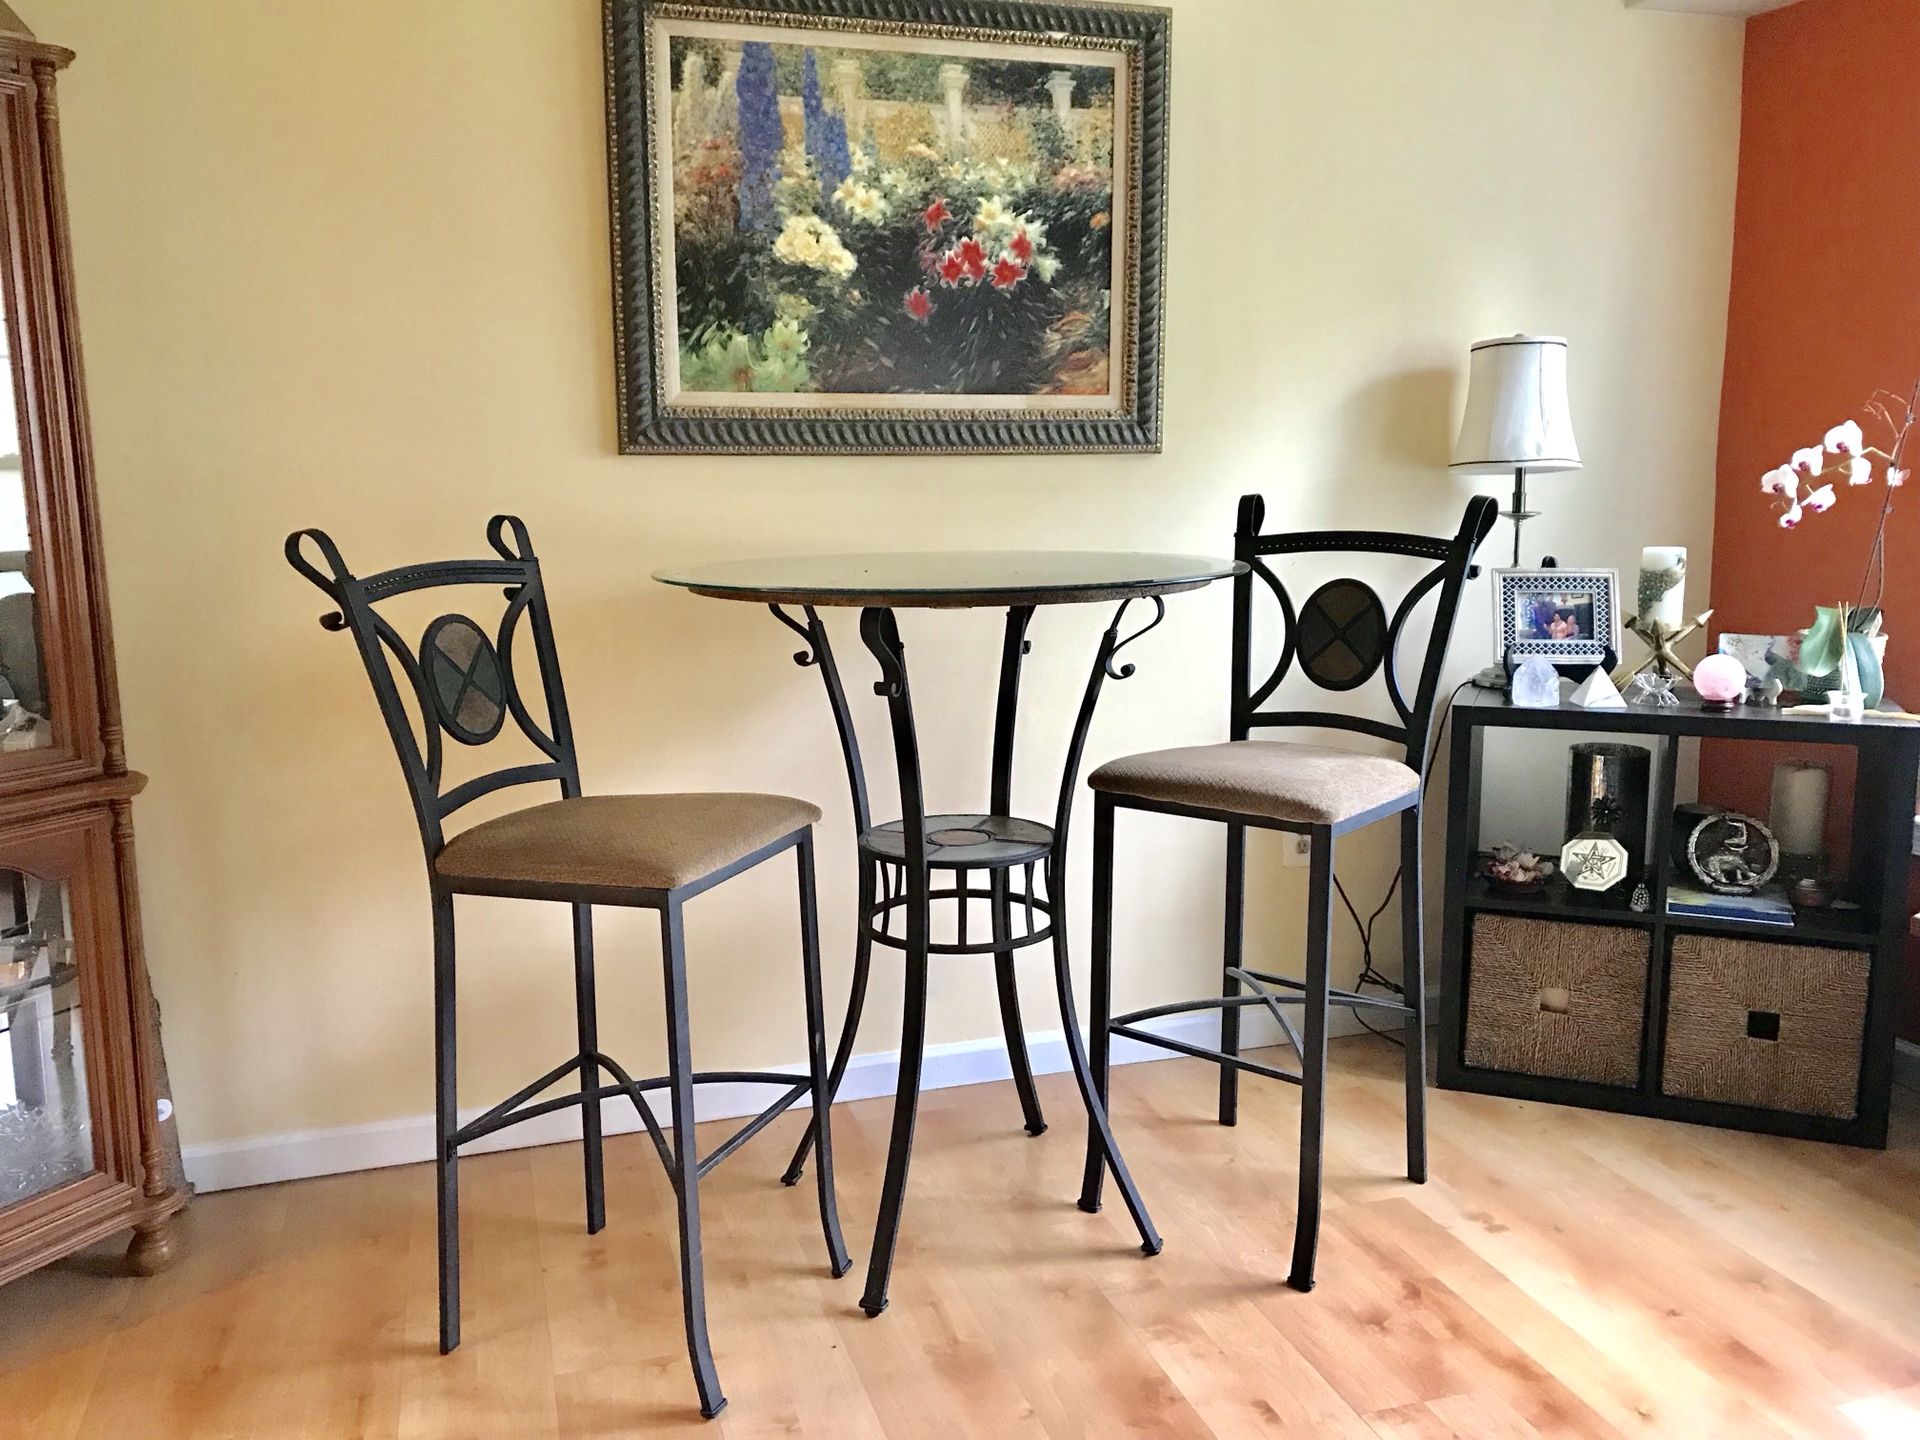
[653,550,1244,608]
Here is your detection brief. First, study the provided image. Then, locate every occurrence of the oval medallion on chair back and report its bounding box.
[1294,579,1389,692]
[422,615,508,746]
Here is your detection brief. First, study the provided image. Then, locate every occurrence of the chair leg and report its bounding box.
[782,861,875,1187]
[1219,822,1247,1126]
[795,834,851,1278]
[992,870,1047,1137]
[1288,829,1334,1293]
[572,903,606,1235]
[432,891,460,1356]
[1053,852,1161,1256]
[1400,807,1429,1185]
[860,942,928,1317]
[659,900,726,1419]
[1079,795,1116,1214]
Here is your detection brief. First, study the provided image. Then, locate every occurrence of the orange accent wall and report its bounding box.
[1706,0,1920,1039]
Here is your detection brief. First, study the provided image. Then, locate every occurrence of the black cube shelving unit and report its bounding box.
[1437,688,1920,1148]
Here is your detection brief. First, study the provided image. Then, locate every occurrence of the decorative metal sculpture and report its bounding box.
[1614,607,1715,686]
[1684,811,1781,895]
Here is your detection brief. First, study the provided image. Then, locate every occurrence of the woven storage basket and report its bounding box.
[1661,934,1868,1119]
[1462,915,1648,1087]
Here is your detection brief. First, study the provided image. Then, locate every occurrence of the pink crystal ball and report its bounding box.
[1693,653,1747,704]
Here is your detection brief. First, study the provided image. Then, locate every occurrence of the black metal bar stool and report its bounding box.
[286,517,849,1420]
[1077,494,1495,1291]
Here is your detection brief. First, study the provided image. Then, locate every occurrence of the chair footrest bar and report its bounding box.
[592,1062,822,1092]
[594,1052,678,1178]
[455,1080,628,1148]
[1109,1025,1304,1086]
[451,1053,821,1176]
[696,1080,812,1179]
[1226,967,1303,1058]
[453,1053,593,1148]
[1111,994,1278,1029]
[1241,971,1415,1016]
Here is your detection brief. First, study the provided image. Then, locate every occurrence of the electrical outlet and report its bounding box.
[1282,833,1312,868]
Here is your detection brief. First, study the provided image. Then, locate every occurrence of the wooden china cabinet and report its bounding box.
[0,8,182,1281]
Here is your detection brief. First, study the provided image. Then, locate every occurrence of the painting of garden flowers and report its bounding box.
[653,21,1130,409]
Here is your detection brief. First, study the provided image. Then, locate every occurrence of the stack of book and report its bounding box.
[1666,883,1794,927]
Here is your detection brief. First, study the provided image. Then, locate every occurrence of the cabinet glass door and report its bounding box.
[0,311,48,753]
[0,869,88,1203]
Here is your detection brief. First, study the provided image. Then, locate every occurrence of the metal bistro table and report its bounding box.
[655,551,1243,1315]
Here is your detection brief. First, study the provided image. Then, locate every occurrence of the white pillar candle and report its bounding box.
[1768,760,1831,858]
[1638,546,1687,629]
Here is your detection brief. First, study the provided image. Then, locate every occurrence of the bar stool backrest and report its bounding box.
[1231,494,1497,774]
[285,516,582,860]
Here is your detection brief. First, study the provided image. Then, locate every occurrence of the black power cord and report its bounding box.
[1334,678,1475,1047]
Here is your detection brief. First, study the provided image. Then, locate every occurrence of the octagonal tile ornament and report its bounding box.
[1561,832,1630,893]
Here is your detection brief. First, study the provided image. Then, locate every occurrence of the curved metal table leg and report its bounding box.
[1054,599,1166,1253]
[857,607,929,1317]
[1051,854,1161,1254]
[794,832,852,1277]
[783,859,875,1186]
[990,604,1047,1136]
[992,878,1046,1136]
[772,604,873,1187]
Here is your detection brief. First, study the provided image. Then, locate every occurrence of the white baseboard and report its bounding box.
[1896,1039,1920,1094]
[183,1007,1382,1194]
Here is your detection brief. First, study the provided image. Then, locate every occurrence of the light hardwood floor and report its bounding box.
[3,1038,1917,1439]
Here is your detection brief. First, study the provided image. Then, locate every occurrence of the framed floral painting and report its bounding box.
[604,0,1170,454]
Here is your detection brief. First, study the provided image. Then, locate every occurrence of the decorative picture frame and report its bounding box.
[1493,567,1620,676]
[603,0,1171,455]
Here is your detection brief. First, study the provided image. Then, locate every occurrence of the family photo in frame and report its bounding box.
[1494,567,1621,676]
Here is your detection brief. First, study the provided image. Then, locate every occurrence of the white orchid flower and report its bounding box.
[1791,445,1825,475]
[1825,419,1864,455]
[1847,456,1873,485]
[1778,501,1803,529]
[1804,483,1837,513]
[1889,467,1908,488]
[1760,465,1797,496]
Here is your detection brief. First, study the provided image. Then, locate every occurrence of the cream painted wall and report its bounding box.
[30,0,1741,1155]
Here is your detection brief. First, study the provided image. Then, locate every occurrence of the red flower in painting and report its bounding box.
[903,287,933,322]
[954,236,988,280]
[1008,230,1034,262]
[922,197,950,231]
[936,249,968,286]
[990,255,1027,289]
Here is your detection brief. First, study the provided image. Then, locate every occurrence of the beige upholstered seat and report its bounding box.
[1088,740,1418,826]
[435,792,822,894]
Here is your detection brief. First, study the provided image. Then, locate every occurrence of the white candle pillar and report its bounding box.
[1769,761,1831,858]
[1638,546,1687,629]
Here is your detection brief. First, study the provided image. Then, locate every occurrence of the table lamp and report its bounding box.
[1450,335,1582,567]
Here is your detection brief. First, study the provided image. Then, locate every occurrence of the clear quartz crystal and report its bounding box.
[1510,656,1561,708]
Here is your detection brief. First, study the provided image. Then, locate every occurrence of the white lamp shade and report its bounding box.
[1450,335,1582,475]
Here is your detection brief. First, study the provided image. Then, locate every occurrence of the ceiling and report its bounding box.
[1625,0,1800,14]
